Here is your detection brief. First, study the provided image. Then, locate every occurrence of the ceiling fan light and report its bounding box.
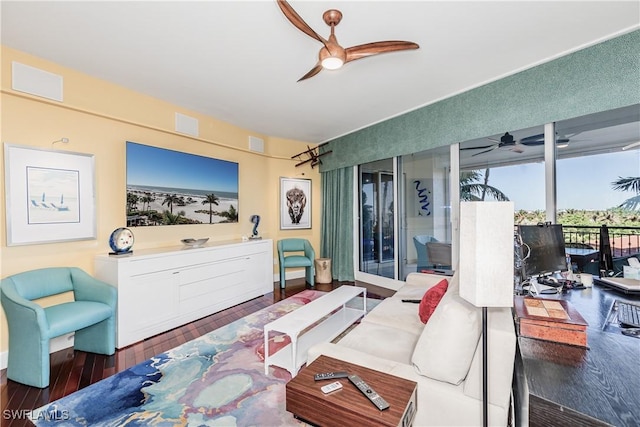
[556,142,570,148]
[321,56,344,70]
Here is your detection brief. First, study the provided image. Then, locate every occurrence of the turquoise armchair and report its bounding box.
[0,267,116,388]
[277,238,315,289]
[413,235,438,271]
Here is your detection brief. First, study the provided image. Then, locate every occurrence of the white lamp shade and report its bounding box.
[459,201,514,308]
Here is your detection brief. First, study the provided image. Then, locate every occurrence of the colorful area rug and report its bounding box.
[33,290,378,426]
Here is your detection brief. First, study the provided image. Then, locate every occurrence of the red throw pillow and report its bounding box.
[419,279,449,324]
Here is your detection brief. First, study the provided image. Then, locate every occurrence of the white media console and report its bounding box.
[94,239,273,348]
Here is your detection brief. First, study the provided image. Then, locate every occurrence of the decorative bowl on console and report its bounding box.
[181,238,209,248]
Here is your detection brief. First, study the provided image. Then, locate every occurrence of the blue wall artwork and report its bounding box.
[413,179,432,216]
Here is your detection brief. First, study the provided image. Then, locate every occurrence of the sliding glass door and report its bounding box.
[358,160,395,279]
[399,147,452,280]
[356,147,453,285]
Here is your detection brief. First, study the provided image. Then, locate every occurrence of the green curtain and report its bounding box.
[320,167,354,282]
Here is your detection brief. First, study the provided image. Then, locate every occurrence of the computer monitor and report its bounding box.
[518,223,568,279]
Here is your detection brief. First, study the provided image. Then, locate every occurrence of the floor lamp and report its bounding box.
[459,201,514,427]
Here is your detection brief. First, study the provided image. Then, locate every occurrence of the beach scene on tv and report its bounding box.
[126,142,239,227]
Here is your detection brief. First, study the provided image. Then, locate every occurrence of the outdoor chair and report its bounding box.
[413,235,439,271]
[426,242,453,269]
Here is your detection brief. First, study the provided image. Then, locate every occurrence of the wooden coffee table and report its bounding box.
[286,355,418,427]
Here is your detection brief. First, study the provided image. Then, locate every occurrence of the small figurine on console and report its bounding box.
[250,215,262,240]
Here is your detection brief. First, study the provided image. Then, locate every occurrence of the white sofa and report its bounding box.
[307,271,516,426]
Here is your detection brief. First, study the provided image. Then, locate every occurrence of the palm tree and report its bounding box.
[216,205,238,223]
[162,193,181,213]
[127,193,139,213]
[612,176,640,210]
[202,193,220,224]
[460,169,509,201]
[141,194,155,212]
[162,210,185,225]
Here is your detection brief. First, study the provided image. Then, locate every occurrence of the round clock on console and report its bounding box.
[109,227,134,255]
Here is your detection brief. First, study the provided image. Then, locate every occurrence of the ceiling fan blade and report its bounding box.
[520,133,573,146]
[277,0,328,46]
[472,145,499,157]
[510,144,525,153]
[460,144,495,151]
[520,142,543,147]
[345,41,419,63]
[298,63,323,82]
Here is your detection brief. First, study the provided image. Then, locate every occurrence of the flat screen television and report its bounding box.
[126,141,239,227]
[518,224,567,278]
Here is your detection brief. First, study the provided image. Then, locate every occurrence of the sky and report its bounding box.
[126,142,239,193]
[487,149,639,211]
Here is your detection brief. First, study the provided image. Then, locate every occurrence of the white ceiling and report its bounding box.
[2,1,639,144]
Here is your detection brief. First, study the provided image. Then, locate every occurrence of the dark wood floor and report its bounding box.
[0,279,393,427]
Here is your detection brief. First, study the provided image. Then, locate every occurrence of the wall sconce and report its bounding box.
[52,138,69,146]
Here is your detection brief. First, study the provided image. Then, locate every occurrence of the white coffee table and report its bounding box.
[264,286,367,377]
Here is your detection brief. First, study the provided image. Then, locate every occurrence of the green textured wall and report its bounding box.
[320,30,640,172]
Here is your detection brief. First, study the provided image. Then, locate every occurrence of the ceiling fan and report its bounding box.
[461,132,524,157]
[276,0,419,81]
[462,132,576,157]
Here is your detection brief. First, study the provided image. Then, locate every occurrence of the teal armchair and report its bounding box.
[413,235,438,271]
[0,267,116,388]
[277,238,315,289]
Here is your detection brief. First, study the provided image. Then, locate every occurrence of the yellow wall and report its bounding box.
[0,46,321,354]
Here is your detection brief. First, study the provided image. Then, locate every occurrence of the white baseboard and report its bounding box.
[0,333,74,371]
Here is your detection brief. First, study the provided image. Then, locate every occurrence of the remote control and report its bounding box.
[320,381,343,394]
[314,371,349,381]
[621,328,640,338]
[348,374,390,410]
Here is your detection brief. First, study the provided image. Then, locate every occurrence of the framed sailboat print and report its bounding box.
[4,143,96,245]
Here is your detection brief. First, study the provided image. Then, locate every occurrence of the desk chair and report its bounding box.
[1,267,116,388]
[277,238,316,289]
[426,242,453,269]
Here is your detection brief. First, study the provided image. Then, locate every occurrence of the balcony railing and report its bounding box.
[562,225,640,258]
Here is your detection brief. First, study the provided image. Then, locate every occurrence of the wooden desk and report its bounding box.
[514,284,640,427]
[286,355,417,427]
